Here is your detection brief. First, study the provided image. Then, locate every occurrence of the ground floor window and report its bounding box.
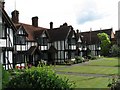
[15,53,25,63]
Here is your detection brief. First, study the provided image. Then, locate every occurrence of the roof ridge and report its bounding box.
[19,23,47,29]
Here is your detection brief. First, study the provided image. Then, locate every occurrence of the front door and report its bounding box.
[48,52,55,65]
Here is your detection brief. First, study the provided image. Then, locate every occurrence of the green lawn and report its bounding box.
[53,57,119,75]
[58,74,109,88]
[56,65,118,75]
[0,64,2,90]
[53,57,119,88]
[88,57,119,67]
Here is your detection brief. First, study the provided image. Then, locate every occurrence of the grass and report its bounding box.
[58,74,110,88]
[53,57,119,75]
[53,57,120,88]
[88,57,119,67]
[1,57,119,89]
[0,64,2,90]
[56,65,118,75]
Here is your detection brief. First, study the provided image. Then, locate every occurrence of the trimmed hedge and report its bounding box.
[5,66,74,89]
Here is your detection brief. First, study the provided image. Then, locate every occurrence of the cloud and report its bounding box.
[75,0,104,24]
[4,0,119,31]
[77,9,103,24]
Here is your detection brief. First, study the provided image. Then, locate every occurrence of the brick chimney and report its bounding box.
[50,22,53,29]
[32,16,38,27]
[11,10,19,24]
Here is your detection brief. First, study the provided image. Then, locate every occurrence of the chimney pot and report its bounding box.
[32,16,38,27]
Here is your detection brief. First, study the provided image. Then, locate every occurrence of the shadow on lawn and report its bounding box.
[80,77,97,81]
[115,65,120,67]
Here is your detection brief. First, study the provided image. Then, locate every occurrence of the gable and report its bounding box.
[41,32,47,38]
[17,26,27,35]
[77,37,82,43]
[72,34,75,38]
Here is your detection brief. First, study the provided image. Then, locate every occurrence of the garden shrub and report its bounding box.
[2,66,11,89]
[64,59,76,65]
[87,55,97,60]
[5,66,75,89]
[75,56,84,63]
[108,75,120,90]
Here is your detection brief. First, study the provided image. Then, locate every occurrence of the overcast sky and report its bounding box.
[4,0,119,32]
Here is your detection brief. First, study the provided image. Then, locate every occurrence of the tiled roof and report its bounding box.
[81,28,114,44]
[34,30,45,39]
[14,23,46,41]
[47,25,73,42]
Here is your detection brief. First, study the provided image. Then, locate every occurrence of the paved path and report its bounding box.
[56,71,113,78]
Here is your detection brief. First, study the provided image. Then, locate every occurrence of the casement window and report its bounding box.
[65,40,68,49]
[55,53,57,59]
[58,51,61,59]
[17,28,27,36]
[39,37,48,46]
[15,53,25,63]
[0,23,5,38]
[54,42,57,49]
[61,51,64,59]
[71,52,75,59]
[43,38,47,45]
[68,38,76,45]
[71,38,76,45]
[61,41,64,50]
[18,29,24,35]
[15,36,26,45]
[58,41,61,50]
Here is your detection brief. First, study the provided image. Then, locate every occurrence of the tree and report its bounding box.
[97,33,111,56]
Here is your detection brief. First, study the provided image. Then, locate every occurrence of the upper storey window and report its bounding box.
[0,23,5,38]
[15,35,26,45]
[68,34,76,45]
[16,27,27,36]
[38,32,48,46]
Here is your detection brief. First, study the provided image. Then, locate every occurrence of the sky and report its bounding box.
[4,0,120,32]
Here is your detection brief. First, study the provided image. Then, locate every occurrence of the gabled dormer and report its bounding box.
[77,36,82,43]
[68,30,76,45]
[34,30,48,46]
[16,25,28,36]
[40,31,48,46]
[14,25,27,45]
